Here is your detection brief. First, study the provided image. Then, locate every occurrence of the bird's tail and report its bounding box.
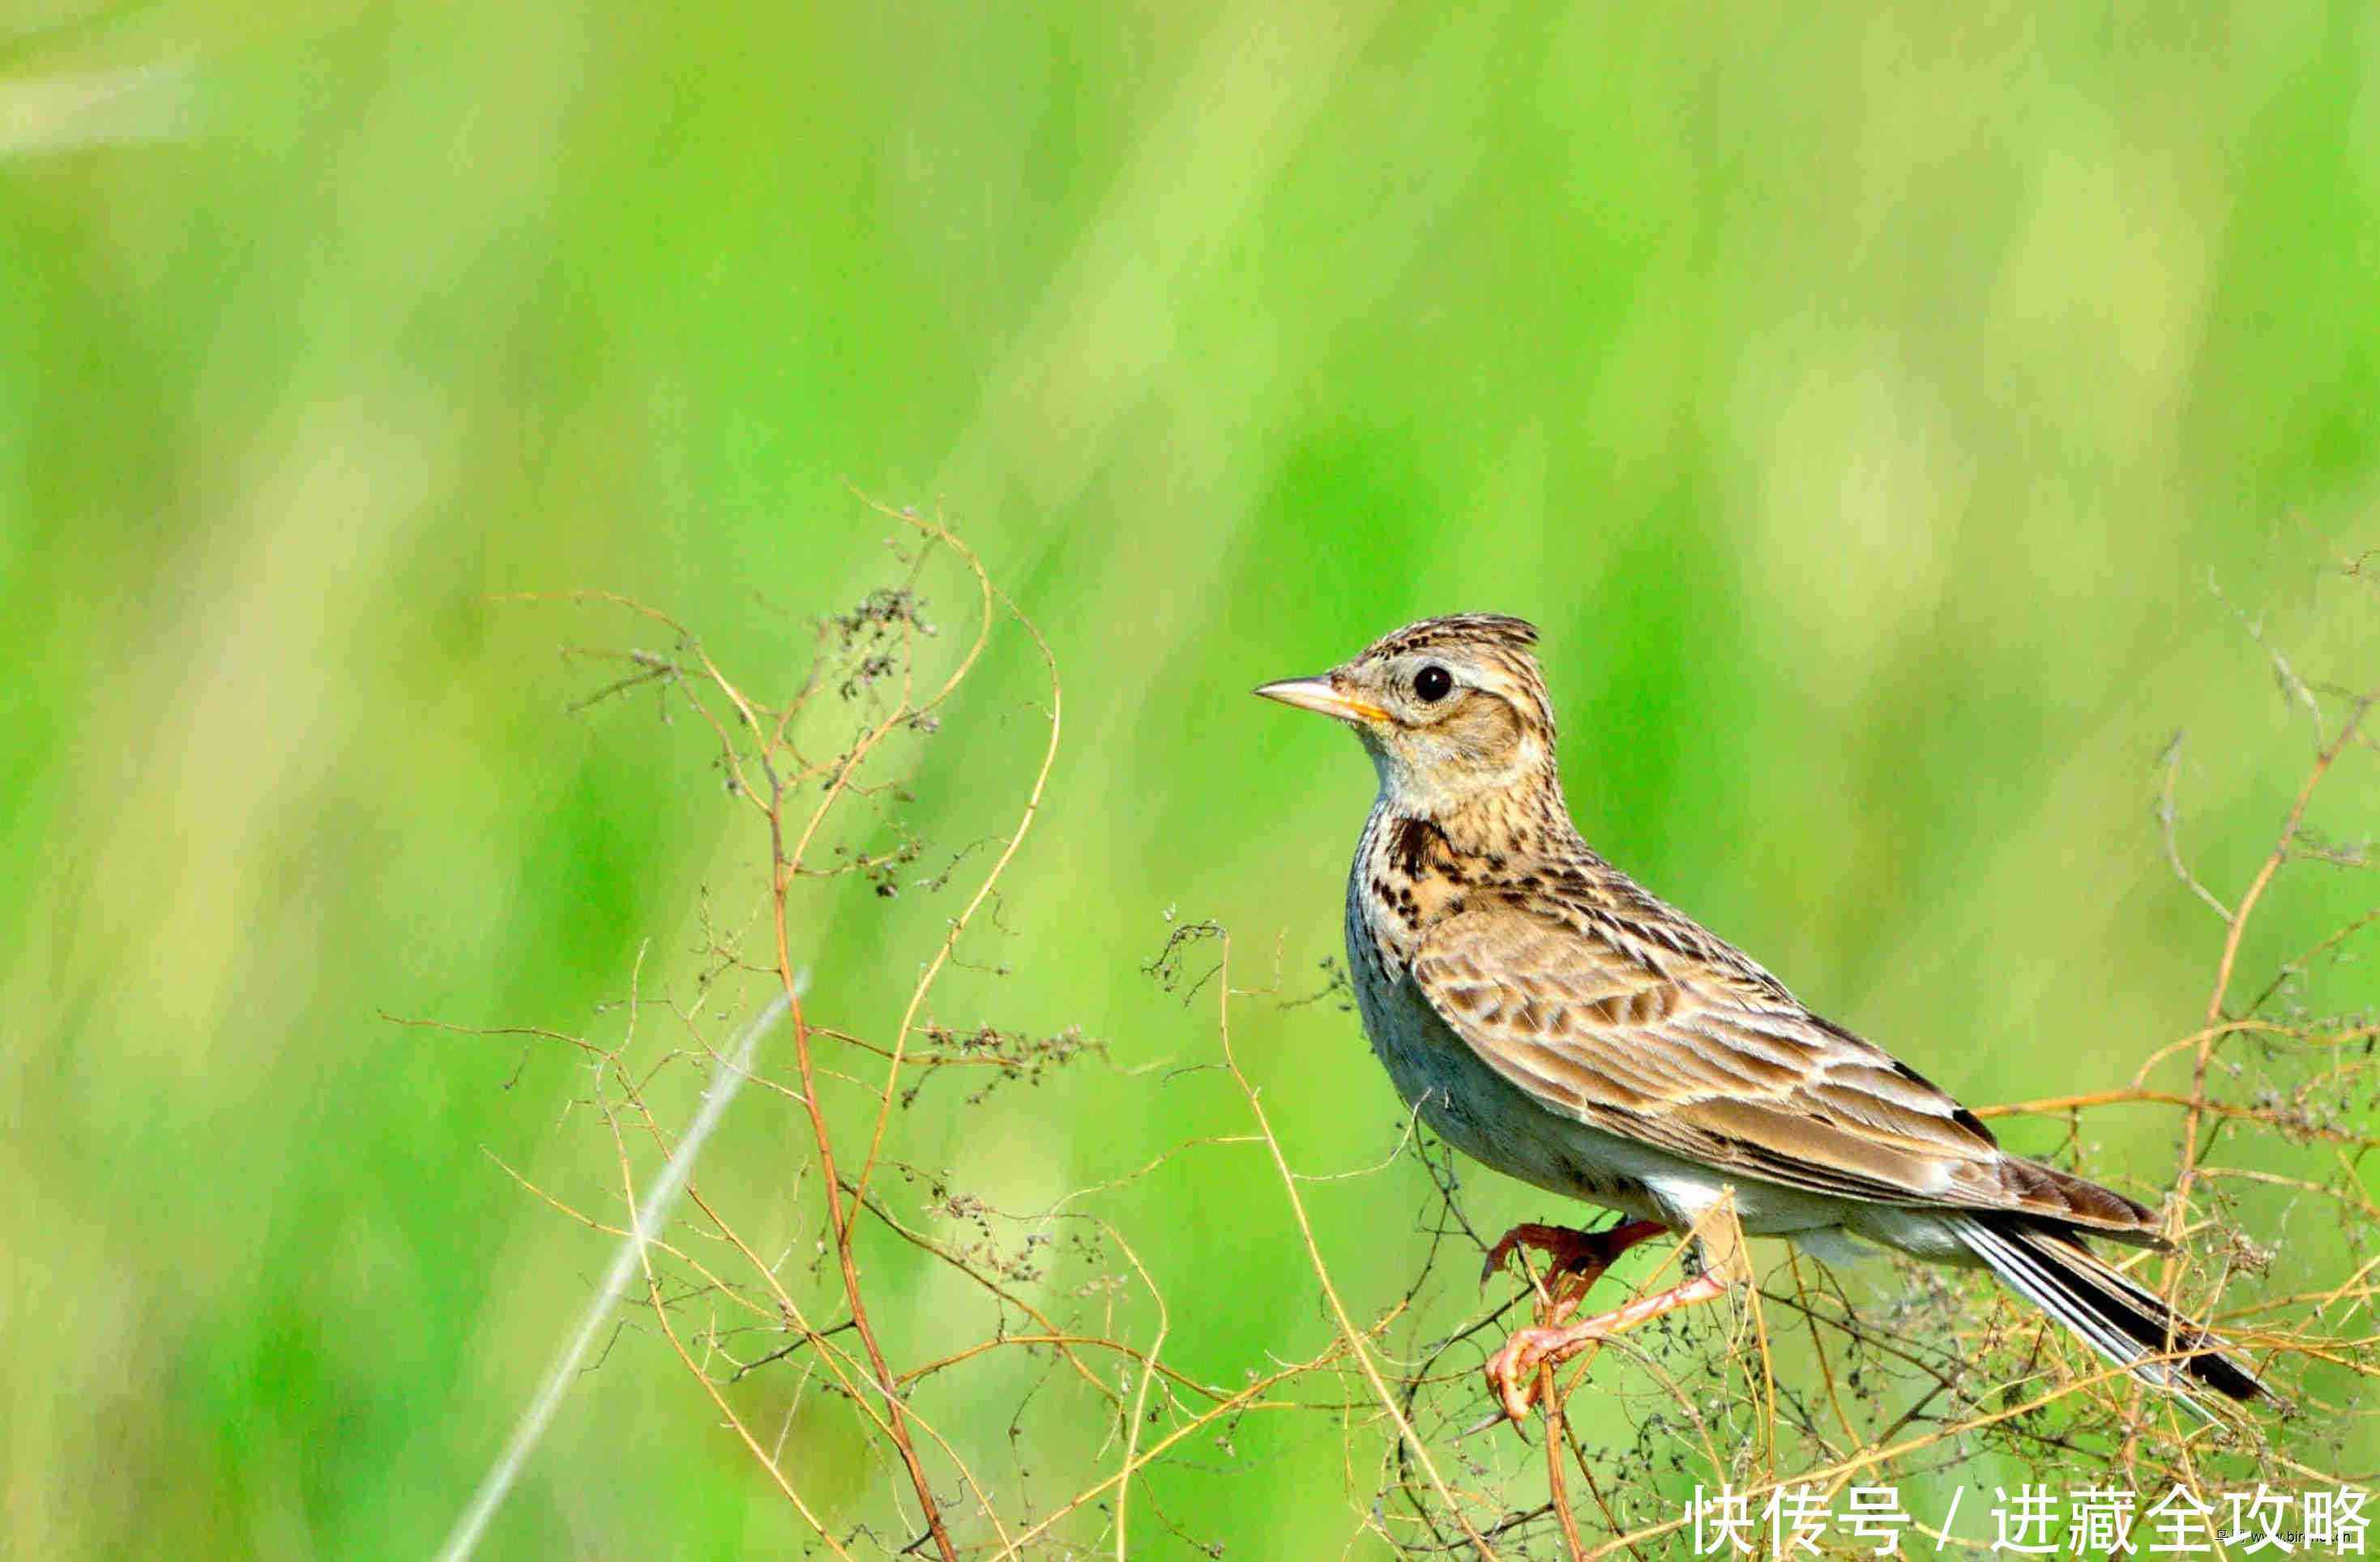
[1948,1214,2270,1417]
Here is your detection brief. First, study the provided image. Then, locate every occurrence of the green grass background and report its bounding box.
[4,1,2377,1554]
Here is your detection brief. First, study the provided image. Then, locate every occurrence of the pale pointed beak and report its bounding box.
[1253,675,1389,724]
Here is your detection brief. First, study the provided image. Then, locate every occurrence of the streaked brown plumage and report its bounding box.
[1257,612,2267,1422]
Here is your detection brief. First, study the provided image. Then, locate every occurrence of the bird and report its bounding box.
[1254,612,2268,1423]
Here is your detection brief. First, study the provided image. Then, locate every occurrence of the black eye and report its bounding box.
[1412,664,1453,702]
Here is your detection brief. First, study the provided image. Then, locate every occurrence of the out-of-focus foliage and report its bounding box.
[1,1,2374,1554]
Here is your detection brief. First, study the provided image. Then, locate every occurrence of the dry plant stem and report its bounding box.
[604,1057,929,1461]
[436,988,801,1562]
[776,522,1038,1559]
[597,1022,955,1496]
[1500,1241,1594,1556]
[844,1179,1145,1409]
[844,593,1061,1231]
[1539,1377,1587,1562]
[1557,1423,1643,1562]
[2173,700,2369,1227]
[1738,1237,1780,1483]
[2123,698,2373,1469]
[1106,1223,1169,1562]
[989,1347,1357,1558]
[1788,1253,1861,1457]
[1215,936,1502,1561]
[771,822,954,1562]
[895,1332,1264,1405]
[580,980,932,1467]
[735,517,998,1562]
[1974,1086,2380,1146]
[595,1051,855,1558]
[636,1240,851,1554]
[741,509,1021,1562]
[469,1039,921,1442]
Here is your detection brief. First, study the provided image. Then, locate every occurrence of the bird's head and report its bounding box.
[1255,613,1559,817]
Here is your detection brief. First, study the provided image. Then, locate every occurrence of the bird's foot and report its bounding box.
[1480,1218,1667,1316]
[1483,1268,1734,1422]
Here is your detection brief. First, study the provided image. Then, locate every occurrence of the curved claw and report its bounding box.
[1484,1344,1536,1421]
[1483,1324,1577,1421]
[1456,1407,1512,1440]
[1478,1268,1737,1425]
[1479,1222,1598,1287]
[1480,1218,1670,1323]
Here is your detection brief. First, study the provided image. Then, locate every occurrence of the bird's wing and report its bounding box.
[1407,893,2160,1237]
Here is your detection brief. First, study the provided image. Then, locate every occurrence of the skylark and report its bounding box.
[1257,613,2267,1423]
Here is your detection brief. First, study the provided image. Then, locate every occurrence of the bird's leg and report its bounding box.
[1481,1219,1668,1318]
[1483,1267,1737,1422]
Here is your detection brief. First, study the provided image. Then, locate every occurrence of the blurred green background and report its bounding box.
[5,0,2377,1555]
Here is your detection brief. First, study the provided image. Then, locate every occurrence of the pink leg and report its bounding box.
[1484,1268,1737,1422]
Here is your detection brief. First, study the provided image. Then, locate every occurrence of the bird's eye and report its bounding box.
[1413,664,1453,702]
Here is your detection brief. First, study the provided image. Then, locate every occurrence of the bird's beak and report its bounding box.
[1253,675,1389,725]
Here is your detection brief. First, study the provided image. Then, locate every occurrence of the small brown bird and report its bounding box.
[1257,612,2267,1423]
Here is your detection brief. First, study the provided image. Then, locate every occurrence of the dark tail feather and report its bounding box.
[1950,1214,2270,1416]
